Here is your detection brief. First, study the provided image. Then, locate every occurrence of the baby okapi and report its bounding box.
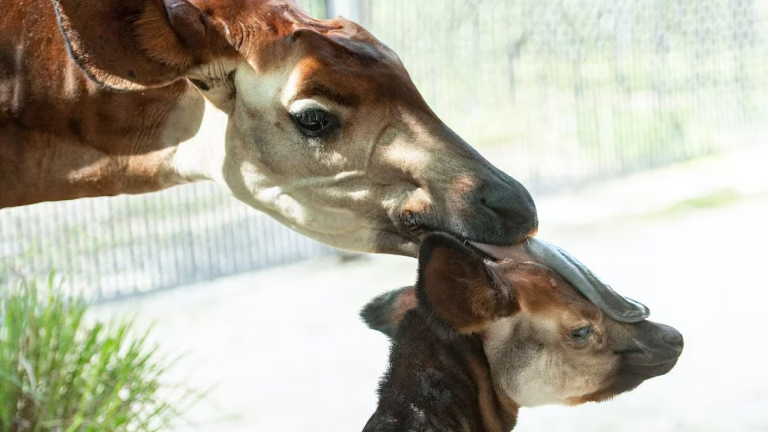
[361,233,683,432]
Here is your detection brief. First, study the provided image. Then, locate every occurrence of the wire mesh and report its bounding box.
[1,0,766,300]
[0,183,333,301]
[0,0,334,301]
[357,0,768,191]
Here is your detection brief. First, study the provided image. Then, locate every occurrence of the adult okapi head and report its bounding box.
[51,0,537,256]
[361,234,683,431]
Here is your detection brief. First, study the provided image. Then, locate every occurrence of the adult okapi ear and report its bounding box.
[52,0,234,90]
[360,286,417,337]
[416,233,517,334]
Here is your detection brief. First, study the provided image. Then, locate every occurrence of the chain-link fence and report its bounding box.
[357,0,768,190]
[2,0,766,301]
[0,183,332,301]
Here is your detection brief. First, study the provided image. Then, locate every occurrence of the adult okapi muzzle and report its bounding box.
[43,0,537,256]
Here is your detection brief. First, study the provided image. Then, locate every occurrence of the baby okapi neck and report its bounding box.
[363,311,519,432]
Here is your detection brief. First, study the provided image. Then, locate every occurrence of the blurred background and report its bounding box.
[2,0,767,430]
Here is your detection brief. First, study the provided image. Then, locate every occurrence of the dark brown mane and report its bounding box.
[364,310,518,432]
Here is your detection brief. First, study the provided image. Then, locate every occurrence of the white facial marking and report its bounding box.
[483,314,617,407]
[220,61,377,245]
[280,62,306,107]
[288,98,332,116]
[237,62,290,109]
[170,89,218,183]
[170,46,442,256]
[187,59,240,112]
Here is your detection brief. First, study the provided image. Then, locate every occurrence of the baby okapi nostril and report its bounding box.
[663,329,684,348]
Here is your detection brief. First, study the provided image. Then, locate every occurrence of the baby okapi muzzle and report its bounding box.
[360,233,683,432]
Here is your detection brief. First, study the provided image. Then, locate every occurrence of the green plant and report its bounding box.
[0,275,198,432]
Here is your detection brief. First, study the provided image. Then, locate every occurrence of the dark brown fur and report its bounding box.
[363,312,518,432]
[0,0,421,208]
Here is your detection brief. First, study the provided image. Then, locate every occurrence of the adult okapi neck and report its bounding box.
[0,0,323,208]
[365,312,519,432]
[0,0,190,207]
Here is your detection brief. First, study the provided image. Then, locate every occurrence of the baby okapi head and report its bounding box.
[361,233,683,432]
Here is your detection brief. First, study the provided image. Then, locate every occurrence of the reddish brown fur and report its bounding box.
[1,0,199,207]
[500,263,602,321]
[1,0,539,258]
[421,244,516,333]
[0,0,422,208]
[0,0,191,206]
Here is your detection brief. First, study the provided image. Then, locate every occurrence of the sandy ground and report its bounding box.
[91,145,768,432]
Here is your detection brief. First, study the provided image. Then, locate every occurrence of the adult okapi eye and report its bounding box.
[570,326,593,344]
[291,108,339,138]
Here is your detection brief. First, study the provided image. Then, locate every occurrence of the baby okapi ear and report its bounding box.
[416,234,516,334]
[360,286,417,337]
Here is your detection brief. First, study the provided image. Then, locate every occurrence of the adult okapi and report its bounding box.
[0,0,537,256]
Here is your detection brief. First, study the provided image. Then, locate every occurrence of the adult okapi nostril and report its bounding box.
[477,180,538,228]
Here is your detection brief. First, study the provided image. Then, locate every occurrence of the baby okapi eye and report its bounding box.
[291,108,339,138]
[570,326,593,343]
